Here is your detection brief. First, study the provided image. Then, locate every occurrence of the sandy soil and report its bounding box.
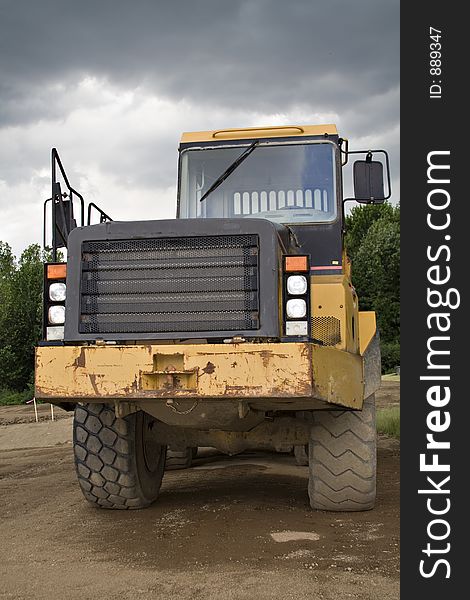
[0,383,399,600]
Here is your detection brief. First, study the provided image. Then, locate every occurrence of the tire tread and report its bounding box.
[308,395,377,512]
[73,404,164,509]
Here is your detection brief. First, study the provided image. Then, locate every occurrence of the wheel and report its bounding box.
[73,404,166,509]
[308,394,376,511]
[294,445,309,466]
[165,447,196,470]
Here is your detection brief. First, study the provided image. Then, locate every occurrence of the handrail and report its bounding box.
[212,126,305,139]
[87,202,113,225]
[43,197,51,249]
[44,149,114,260]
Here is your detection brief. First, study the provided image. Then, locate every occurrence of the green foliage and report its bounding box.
[377,406,400,439]
[0,385,34,406]
[0,242,15,280]
[0,243,45,393]
[344,203,398,262]
[380,341,400,375]
[345,203,400,373]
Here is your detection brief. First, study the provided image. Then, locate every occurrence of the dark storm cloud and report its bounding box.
[0,0,400,255]
[0,0,399,127]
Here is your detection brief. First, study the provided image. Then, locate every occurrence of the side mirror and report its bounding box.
[353,153,385,204]
[52,182,77,248]
[46,148,85,261]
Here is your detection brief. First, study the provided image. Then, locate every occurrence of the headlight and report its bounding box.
[287,275,307,295]
[286,321,308,336]
[48,305,65,325]
[49,282,66,302]
[46,326,64,341]
[286,298,307,319]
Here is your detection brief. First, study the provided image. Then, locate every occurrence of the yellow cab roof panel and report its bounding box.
[180,124,338,144]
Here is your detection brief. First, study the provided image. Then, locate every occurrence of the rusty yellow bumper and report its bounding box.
[35,342,370,409]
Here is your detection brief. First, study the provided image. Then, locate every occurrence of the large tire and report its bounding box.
[308,394,376,512]
[165,447,195,470]
[73,404,166,509]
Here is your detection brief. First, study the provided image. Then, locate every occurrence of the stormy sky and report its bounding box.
[0,0,399,256]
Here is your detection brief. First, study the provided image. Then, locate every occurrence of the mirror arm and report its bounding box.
[339,137,349,166]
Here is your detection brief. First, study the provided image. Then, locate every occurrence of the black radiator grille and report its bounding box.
[79,235,260,334]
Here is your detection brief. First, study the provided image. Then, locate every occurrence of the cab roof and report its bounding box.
[180,124,338,144]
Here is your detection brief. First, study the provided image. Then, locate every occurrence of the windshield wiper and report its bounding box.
[199,140,259,202]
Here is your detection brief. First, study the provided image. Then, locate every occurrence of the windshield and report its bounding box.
[178,142,338,224]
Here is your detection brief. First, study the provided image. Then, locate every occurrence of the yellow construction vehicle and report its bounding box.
[35,124,391,511]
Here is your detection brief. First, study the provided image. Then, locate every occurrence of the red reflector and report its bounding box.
[285,256,308,272]
[47,264,67,279]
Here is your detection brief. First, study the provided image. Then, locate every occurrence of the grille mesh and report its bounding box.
[311,316,341,346]
[79,235,259,335]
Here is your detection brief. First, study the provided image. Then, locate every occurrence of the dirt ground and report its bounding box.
[375,381,400,410]
[0,383,399,600]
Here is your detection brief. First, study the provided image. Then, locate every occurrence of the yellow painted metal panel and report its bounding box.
[35,342,366,409]
[180,124,338,144]
[310,273,359,353]
[358,311,377,355]
[35,343,312,400]
[311,345,364,409]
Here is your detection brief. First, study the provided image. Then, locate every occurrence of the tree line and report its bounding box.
[0,243,47,400]
[344,202,400,372]
[0,203,399,402]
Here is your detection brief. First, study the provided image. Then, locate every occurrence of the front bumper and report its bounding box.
[35,342,376,410]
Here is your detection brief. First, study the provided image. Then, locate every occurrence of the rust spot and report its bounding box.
[74,348,86,368]
[267,375,313,398]
[202,361,216,375]
[131,376,138,392]
[88,374,100,395]
[259,350,273,368]
[224,385,263,395]
[163,373,180,389]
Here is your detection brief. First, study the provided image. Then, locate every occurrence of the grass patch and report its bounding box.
[381,373,400,382]
[377,406,400,439]
[0,386,34,406]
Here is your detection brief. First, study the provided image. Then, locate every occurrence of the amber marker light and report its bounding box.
[285,256,308,272]
[47,263,67,280]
